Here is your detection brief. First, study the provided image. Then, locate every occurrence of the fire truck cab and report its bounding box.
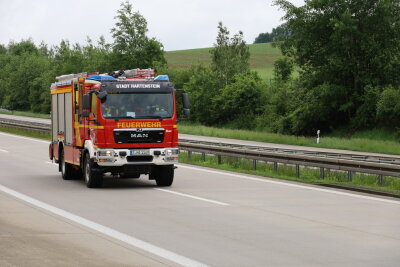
[49,69,190,188]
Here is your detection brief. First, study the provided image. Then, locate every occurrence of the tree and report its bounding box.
[273,0,400,133]
[254,24,289,43]
[111,1,165,69]
[210,22,250,87]
[273,56,293,81]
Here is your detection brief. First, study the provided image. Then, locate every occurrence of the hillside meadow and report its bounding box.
[165,43,282,80]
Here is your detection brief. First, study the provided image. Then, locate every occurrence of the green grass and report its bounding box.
[0,110,50,119]
[180,151,400,195]
[165,43,282,80]
[0,126,50,141]
[178,122,400,155]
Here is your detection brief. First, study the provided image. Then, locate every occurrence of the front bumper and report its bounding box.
[94,147,179,166]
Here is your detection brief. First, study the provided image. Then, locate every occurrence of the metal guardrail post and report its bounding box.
[296,164,300,177]
[348,171,353,182]
[252,160,257,171]
[378,175,383,185]
[201,152,206,161]
[320,168,325,179]
[274,162,278,171]
[217,155,222,165]
[188,151,192,160]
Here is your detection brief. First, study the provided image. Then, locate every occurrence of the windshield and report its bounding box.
[101,93,173,119]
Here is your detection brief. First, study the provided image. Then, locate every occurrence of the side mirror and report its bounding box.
[82,110,90,118]
[97,91,108,103]
[83,94,91,110]
[183,108,190,118]
[182,93,190,109]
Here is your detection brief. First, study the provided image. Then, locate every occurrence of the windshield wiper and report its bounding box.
[137,115,164,121]
[104,116,135,120]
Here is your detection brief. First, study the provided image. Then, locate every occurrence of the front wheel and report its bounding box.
[150,165,174,187]
[83,153,103,188]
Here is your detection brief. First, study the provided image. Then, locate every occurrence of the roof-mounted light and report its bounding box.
[154,75,169,82]
[86,75,117,81]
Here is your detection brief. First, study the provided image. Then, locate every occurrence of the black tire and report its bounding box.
[151,165,174,187]
[83,153,103,188]
[60,149,78,180]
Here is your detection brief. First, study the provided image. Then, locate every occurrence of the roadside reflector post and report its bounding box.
[217,155,222,165]
[348,171,353,182]
[317,130,320,144]
[201,152,206,161]
[320,167,325,179]
[378,175,383,185]
[274,162,278,171]
[296,164,300,177]
[252,160,257,171]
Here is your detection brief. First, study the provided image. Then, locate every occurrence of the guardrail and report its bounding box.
[1,117,399,182]
[0,117,50,134]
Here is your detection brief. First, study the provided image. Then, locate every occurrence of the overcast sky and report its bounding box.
[0,0,304,51]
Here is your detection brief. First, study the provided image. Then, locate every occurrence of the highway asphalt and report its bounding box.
[1,132,400,266]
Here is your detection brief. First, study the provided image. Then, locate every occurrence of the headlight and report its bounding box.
[165,149,179,156]
[98,150,114,157]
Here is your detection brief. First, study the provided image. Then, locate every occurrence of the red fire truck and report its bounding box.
[49,69,190,188]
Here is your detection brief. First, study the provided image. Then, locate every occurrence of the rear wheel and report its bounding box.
[83,153,103,188]
[151,165,174,187]
[60,149,79,180]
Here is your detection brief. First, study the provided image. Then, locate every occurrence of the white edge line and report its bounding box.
[0,132,49,144]
[0,148,9,153]
[177,164,400,205]
[155,189,230,206]
[0,184,208,267]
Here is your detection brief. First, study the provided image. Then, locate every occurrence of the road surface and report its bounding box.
[0,131,400,266]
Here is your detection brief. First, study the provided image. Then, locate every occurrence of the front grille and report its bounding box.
[126,156,154,162]
[114,129,164,144]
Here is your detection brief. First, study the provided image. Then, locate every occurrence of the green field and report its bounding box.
[165,43,282,80]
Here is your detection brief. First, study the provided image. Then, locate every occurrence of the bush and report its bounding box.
[376,87,400,127]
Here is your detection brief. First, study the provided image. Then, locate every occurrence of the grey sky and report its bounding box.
[0,0,304,51]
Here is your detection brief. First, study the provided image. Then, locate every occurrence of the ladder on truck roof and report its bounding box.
[55,69,155,83]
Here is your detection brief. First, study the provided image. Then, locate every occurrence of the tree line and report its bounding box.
[0,1,164,113]
[1,0,399,136]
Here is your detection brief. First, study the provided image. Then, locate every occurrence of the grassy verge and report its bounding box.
[0,126,50,141]
[180,151,400,195]
[0,110,51,119]
[178,123,400,155]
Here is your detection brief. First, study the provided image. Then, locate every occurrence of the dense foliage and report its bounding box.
[268,0,400,134]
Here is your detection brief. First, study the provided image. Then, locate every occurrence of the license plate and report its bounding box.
[130,150,150,156]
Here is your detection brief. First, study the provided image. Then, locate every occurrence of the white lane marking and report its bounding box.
[0,184,208,267]
[45,161,57,165]
[155,189,230,206]
[0,132,49,144]
[177,164,400,205]
[0,148,9,153]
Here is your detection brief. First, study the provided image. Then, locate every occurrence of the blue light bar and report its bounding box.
[154,75,169,82]
[86,75,117,81]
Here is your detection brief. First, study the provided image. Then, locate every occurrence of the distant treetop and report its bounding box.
[253,24,289,44]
